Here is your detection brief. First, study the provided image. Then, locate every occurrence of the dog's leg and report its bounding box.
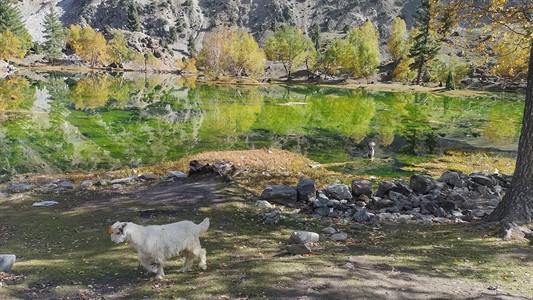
[197,248,207,270]
[180,251,195,272]
[139,254,157,273]
[154,258,165,280]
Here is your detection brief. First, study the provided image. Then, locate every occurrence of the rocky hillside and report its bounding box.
[19,0,420,56]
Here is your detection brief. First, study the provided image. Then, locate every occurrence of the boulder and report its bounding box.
[351,180,373,197]
[469,174,497,188]
[260,185,298,206]
[297,178,316,202]
[324,183,352,200]
[290,231,320,244]
[0,254,16,272]
[287,244,312,255]
[439,171,466,187]
[353,207,372,222]
[376,181,396,197]
[410,175,435,194]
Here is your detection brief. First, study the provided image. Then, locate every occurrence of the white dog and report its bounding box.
[108,218,209,280]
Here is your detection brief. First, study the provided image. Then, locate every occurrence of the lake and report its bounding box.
[0,72,523,182]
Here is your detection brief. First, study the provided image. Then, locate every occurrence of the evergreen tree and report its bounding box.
[0,0,32,56]
[128,2,141,32]
[310,23,321,50]
[408,0,440,85]
[43,6,65,64]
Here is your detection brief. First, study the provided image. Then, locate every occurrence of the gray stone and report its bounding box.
[397,214,413,223]
[421,202,439,215]
[470,174,497,188]
[287,244,312,255]
[375,198,395,208]
[96,179,108,186]
[260,185,298,206]
[263,210,281,224]
[351,180,373,197]
[388,190,408,202]
[111,176,136,184]
[377,212,395,222]
[376,181,396,197]
[390,182,413,195]
[447,192,467,204]
[331,232,348,241]
[297,178,316,202]
[439,200,457,213]
[0,254,16,272]
[139,174,158,181]
[256,200,273,209]
[353,207,372,222]
[168,171,187,178]
[313,194,330,208]
[80,180,93,187]
[324,183,352,200]
[58,180,76,189]
[409,195,421,208]
[322,227,336,234]
[460,200,479,210]
[8,183,33,193]
[439,171,466,187]
[290,231,320,244]
[410,175,435,195]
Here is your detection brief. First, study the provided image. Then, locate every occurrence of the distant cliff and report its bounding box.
[19,0,420,56]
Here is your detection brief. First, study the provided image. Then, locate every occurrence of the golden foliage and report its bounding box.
[492,31,529,79]
[387,17,409,61]
[0,30,22,59]
[67,24,108,67]
[198,26,265,79]
[0,76,30,111]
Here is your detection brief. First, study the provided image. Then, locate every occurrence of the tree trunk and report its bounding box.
[416,58,424,85]
[487,42,533,223]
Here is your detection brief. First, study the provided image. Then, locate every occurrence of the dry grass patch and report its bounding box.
[403,150,516,178]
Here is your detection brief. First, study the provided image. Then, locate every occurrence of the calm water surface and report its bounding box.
[0,72,523,181]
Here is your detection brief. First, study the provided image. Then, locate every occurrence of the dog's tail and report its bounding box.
[198,217,210,233]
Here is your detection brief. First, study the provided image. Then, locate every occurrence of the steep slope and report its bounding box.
[19,0,420,52]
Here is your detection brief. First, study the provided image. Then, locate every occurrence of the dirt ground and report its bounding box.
[15,178,527,299]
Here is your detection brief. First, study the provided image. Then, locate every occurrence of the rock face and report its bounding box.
[18,0,420,55]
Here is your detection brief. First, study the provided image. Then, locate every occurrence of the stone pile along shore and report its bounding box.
[260,171,511,225]
[0,160,509,226]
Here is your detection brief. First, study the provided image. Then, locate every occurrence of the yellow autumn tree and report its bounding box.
[198,26,264,80]
[0,29,22,59]
[387,17,409,61]
[67,24,108,68]
[492,31,529,79]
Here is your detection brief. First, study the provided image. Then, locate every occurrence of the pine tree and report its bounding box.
[128,2,141,32]
[310,23,321,50]
[43,6,65,64]
[408,0,440,85]
[0,0,32,56]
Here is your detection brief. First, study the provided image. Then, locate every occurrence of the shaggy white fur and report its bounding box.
[108,218,209,280]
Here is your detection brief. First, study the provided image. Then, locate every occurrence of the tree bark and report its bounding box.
[487,41,533,223]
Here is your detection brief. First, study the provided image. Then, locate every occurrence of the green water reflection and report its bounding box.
[0,72,523,180]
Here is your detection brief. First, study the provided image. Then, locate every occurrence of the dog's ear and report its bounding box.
[119,222,127,234]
